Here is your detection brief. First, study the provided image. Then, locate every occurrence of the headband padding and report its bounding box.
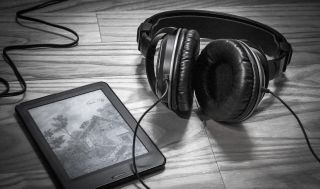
[194,39,259,122]
[172,29,200,117]
[139,10,292,76]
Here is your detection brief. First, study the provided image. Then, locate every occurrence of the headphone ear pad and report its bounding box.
[194,39,262,122]
[171,29,200,118]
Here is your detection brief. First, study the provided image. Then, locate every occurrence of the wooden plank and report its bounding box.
[1,0,320,13]
[204,118,320,189]
[0,13,101,47]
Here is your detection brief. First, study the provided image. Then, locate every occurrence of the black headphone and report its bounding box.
[137,10,292,122]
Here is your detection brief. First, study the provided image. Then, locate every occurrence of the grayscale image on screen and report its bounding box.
[29,90,148,179]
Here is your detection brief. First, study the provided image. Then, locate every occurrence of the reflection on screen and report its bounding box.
[29,90,148,179]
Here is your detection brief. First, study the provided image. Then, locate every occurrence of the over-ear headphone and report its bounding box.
[137,10,292,122]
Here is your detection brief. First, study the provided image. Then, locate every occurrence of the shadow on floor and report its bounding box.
[135,57,189,149]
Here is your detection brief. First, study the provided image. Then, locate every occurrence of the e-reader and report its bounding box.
[15,82,166,189]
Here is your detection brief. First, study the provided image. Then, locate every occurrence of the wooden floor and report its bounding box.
[0,0,320,188]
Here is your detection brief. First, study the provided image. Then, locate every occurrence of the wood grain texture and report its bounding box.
[0,0,320,188]
[0,0,320,13]
[0,13,101,46]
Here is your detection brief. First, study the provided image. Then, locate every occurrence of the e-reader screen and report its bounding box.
[28,90,148,179]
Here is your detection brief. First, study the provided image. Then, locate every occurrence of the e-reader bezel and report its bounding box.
[15,82,166,189]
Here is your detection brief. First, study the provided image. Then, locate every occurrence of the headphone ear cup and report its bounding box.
[171,29,200,118]
[194,39,265,122]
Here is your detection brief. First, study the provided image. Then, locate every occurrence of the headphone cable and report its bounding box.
[0,0,78,98]
[132,80,168,189]
[262,88,320,163]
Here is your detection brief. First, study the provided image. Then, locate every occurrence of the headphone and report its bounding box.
[137,10,292,123]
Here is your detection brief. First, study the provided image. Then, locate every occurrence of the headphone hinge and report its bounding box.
[279,41,292,72]
[283,43,292,72]
[137,22,152,53]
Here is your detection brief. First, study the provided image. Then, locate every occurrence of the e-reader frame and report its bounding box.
[15,82,166,189]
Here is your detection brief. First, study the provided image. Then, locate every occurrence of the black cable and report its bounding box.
[0,0,78,98]
[262,88,320,163]
[0,78,9,96]
[132,80,168,189]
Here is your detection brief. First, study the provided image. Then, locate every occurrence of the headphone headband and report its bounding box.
[137,10,292,73]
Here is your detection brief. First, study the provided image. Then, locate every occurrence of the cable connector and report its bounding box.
[261,87,270,93]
